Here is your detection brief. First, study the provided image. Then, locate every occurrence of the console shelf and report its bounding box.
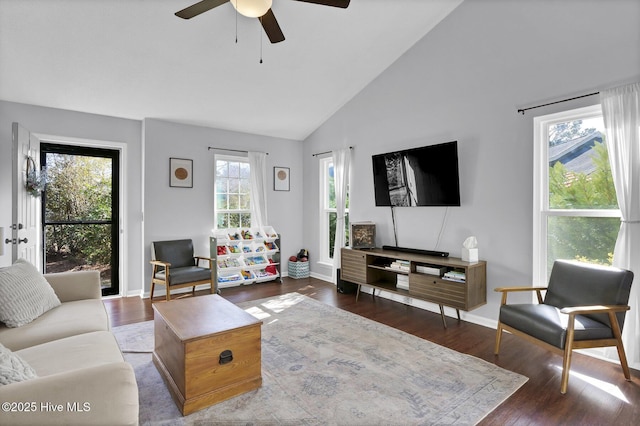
[341,247,486,327]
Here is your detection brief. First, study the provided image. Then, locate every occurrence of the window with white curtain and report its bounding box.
[319,156,349,264]
[215,155,251,228]
[533,104,621,283]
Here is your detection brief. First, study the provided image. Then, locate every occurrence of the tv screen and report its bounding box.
[372,141,461,207]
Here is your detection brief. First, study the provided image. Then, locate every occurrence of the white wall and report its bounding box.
[0,100,143,296]
[302,0,640,322]
[143,118,303,297]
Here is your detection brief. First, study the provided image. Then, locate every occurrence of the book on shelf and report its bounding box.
[396,274,409,290]
[443,270,466,282]
[389,260,410,272]
[416,265,447,276]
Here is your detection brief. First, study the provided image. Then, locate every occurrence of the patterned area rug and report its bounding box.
[113,293,527,425]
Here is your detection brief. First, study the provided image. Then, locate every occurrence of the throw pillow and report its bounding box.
[0,259,61,328]
[0,342,38,385]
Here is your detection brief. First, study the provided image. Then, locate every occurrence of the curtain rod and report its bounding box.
[207,147,269,155]
[517,91,600,115]
[312,146,353,157]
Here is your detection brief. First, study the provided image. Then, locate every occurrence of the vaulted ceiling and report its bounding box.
[0,0,462,140]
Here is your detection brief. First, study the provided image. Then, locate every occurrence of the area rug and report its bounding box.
[113,293,527,425]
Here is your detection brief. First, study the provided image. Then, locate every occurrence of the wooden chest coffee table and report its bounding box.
[152,294,262,415]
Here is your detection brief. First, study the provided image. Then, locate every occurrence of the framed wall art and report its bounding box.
[274,166,290,191]
[170,158,193,188]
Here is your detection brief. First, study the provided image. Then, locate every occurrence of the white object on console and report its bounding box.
[461,236,478,262]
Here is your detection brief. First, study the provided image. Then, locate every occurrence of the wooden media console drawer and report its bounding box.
[409,274,466,310]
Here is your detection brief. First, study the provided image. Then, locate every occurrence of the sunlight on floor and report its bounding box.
[553,365,630,403]
[243,292,305,320]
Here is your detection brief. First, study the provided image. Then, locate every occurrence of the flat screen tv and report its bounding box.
[372,141,461,207]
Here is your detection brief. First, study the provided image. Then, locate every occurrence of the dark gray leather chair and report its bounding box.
[494,259,633,393]
[150,239,215,301]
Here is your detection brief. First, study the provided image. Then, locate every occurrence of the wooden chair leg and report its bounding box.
[561,317,577,394]
[609,312,631,380]
[150,281,155,301]
[165,285,171,301]
[494,323,504,355]
[192,286,196,296]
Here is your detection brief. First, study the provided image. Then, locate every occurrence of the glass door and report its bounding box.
[41,143,120,296]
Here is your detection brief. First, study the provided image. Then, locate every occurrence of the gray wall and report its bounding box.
[143,118,304,297]
[0,100,143,296]
[0,105,304,298]
[302,0,640,323]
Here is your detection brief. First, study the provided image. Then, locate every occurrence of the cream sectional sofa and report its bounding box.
[0,268,139,425]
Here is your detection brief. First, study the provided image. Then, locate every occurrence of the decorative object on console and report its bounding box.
[169,158,193,188]
[273,166,290,191]
[461,236,479,262]
[351,221,376,249]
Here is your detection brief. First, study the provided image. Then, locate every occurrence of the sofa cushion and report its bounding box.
[0,299,109,351]
[0,259,61,328]
[0,362,139,426]
[17,331,124,376]
[154,265,212,285]
[152,239,196,268]
[0,342,37,385]
[499,303,614,349]
[544,259,633,328]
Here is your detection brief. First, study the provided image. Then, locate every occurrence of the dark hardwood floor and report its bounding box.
[104,277,640,425]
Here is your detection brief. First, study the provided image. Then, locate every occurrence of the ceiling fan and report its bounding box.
[175,0,350,43]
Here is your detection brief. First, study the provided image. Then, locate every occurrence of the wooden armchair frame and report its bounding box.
[494,286,631,394]
[150,256,215,301]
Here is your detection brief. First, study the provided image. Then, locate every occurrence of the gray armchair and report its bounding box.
[494,259,634,394]
[150,239,216,301]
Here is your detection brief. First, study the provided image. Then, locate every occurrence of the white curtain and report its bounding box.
[600,82,640,369]
[332,148,351,270]
[248,152,268,229]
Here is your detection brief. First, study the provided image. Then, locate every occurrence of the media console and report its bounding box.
[340,247,486,328]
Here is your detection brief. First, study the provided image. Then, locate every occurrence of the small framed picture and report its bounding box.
[170,158,193,188]
[274,166,290,191]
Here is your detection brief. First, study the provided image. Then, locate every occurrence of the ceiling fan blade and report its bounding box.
[260,9,285,44]
[292,0,350,8]
[175,0,229,19]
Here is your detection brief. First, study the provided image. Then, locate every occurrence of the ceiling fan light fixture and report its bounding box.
[230,0,272,18]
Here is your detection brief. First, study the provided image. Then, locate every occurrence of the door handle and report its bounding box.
[18,238,28,244]
[10,223,24,230]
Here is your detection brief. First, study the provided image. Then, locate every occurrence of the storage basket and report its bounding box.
[288,260,310,279]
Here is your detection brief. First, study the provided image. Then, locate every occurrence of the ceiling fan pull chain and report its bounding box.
[259,16,264,64]
[235,1,238,43]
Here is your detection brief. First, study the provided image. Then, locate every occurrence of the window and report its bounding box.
[319,157,349,264]
[215,156,251,228]
[533,105,620,284]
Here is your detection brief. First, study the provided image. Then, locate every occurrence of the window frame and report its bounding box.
[214,154,251,229]
[318,156,350,265]
[319,156,333,265]
[532,104,621,287]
